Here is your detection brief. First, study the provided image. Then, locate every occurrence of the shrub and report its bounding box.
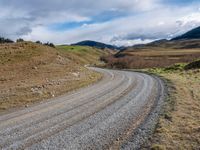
[36,41,42,44]
[184,59,200,70]
[0,37,14,43]
[44,42,55,48]
[16,38,24,42]
[164,63,186,72]
[102,53,200,69]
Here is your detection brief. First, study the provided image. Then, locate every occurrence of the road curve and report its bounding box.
[0,68,165,150]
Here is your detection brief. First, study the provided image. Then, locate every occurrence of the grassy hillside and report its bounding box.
[144,61,200,150]
[71,40,118,50]
[0,42,104,111]
[57,45,108,65]
[144,39,200,49]
[103,39,200,69]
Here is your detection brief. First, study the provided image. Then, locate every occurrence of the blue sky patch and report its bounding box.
[48,10,127,31]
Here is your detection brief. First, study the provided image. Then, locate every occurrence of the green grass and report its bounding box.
[57,45,107,65]
[149,63,187,74]
[57,45,100,53]
[149,58,200,74]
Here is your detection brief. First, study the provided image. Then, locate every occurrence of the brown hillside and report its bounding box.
[103,39,200,69]
[0,42,102,111]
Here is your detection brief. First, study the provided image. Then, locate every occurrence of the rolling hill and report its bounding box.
[57,45,108,65]
[71,40,118,50]
[0,42,105,111]
[102,27,200,69]
[172,26,200,40]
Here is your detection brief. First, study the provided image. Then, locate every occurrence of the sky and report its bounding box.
[1,0,200,46]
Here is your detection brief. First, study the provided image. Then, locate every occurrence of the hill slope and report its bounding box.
[172,26,200,40]
[101,26,200,69]
[0,42,103,111]
[57,45,108,65]
[103,38,200,69]
[72,40,118,50]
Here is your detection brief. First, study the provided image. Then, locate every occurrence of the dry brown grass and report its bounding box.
[0,42,102,112]
[103,45,200,69]
[102,53,200,69]
[145,68,200,150]
[124,49,200,56]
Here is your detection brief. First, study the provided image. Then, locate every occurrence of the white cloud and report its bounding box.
[1,0,200,46]
[178,12,200,27]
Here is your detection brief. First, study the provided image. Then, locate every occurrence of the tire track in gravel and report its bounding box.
[0,68,165,150]
[0,73,130,148]
[0,70,122,134]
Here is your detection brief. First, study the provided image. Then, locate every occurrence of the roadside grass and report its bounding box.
[145,61,200,150]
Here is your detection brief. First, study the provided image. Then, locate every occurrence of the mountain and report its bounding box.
[172,26,200,40]
[146,39,169,46]
[71,40,118,50]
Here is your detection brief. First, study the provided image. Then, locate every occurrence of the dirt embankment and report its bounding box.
[0,42,102,112]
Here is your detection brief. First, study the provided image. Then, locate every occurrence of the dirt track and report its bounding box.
[0,68,165,149]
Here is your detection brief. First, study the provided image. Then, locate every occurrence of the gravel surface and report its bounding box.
[0,68,165,150]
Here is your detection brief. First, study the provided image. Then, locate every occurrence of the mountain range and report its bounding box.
[72,26,200,51]
[172,26,200,41]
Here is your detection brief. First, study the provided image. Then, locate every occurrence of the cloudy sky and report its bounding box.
[1,0,200,46]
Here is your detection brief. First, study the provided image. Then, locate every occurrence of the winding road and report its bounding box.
[0,68,165,150]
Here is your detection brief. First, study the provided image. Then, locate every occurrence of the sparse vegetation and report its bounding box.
[0,42,103,111]
[36,40,42,44]
[103,50,200,69]
[0,37,14,43]
[16,38,24,42]
[102,39,200,69]
[142,62,200,150]
[57,45,108,65]
[44,42,55,48]
[184,59,200,70]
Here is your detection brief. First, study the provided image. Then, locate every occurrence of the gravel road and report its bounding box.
[0,68,165,150]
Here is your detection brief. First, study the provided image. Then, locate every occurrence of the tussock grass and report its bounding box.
[145,63,200,150]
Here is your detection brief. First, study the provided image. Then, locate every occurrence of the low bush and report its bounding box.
[184,59,200,70]
[102,53,200,69]
[0,37,14,43]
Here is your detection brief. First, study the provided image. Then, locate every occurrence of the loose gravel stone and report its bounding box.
[0,68,165,150]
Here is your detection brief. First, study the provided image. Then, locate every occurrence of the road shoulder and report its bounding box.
[143,68,200,150]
